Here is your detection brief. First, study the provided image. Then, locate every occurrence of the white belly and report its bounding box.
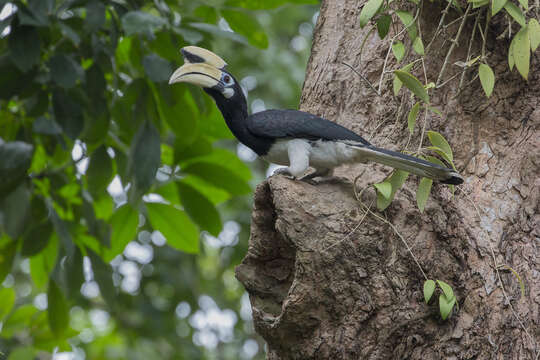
[262,139,359,169]
[309,140,358,168]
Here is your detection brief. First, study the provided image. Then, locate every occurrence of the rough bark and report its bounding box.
[235,1,539,359]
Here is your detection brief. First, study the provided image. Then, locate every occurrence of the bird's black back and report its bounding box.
[247,109,371,146]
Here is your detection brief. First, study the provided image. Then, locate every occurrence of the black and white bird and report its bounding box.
[168,46,463,185]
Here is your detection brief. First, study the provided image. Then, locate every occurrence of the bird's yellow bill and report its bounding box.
[181,46,227,69]
[168,63,222,88]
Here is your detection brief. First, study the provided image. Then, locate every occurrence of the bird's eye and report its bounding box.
[223,75,231,84]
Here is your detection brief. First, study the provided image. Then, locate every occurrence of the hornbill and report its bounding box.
[168,46,463,185]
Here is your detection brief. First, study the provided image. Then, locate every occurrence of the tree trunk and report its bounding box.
[235,0,539,359]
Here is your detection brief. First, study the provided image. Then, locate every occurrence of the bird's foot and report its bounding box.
[272,167,296,180]
[299,168,333,184]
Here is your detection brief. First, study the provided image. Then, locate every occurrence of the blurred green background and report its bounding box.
[0,0,318,359]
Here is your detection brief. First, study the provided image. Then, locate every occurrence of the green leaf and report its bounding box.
[359,0,384,28]
[478,63,495,97]
[393,75,403,96]
[180,176,231,205]
[64,246,85,299]
[513,26,530,80]
[177,182,222,236]
[17,0,51,27]
[146,202,199,253]
[129,121,161,194]
[181,148,251,181]
[49,54,82,89]
[30,235,58,289]
[52,89,85,139]
[47,279,69,337]
[395,10,417,40]
[492,0,507,15]
[187,23,249,45]
[427,131,453,161]
[81,197,111,247]
[528,19,540,51]
[32,116,62,135]
[198,103,234,140]
[21,220,53,256]
[121,11,166,38]
[1,184,31,239]
[224,0,318,9]
[158,88,199,146]
[0,286,16,320]
[413,36,424,55]
[426,146,453,167]
[86,0,106,32]
[93,195,114,220]
[425,155,448,168]
[0,240,16,283]
[0,304,38,338]
[439,293,456,320]
[58,22,81,46]
[436,280,455,300]
[504,2,526,27]
[377,170,409,211]
[394,70,429,103]
[149,32,179,61]
[509,35,515,70]
[518,0,528,10]
[86,146,113,197]
[416,177,433,212]
[8,25,41,73]
[408,102,421,134]
[392,41,405,62]
[7,346,35,360]
[472,0,490,8]
[373,182,392,199]
[143,54,172,83]
[87,250,117,307]
[377,15,392,39]
[221,10,269,49]
[182,162,251,195]
[0,140,33,196]
[105,204,138,261]
[85,63,108,119]
[423,279,435,303]
[174,136,212,164]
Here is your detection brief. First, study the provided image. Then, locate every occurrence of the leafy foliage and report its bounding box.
[0,0,317,358]
[423,279,457,320]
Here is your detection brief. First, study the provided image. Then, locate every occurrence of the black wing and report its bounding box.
[246,109,371,146]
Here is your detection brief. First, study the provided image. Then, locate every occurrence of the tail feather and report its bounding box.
[352,145,464,185]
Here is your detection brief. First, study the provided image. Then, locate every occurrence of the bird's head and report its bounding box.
[168,46,239,100]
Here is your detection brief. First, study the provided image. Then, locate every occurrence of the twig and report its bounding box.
[417,107,429,154]
[378,8,421,93]
[456,11,480,96]
[437,4,472,86]
[425,0,454,53]
[481,7,491,61]
[438,71,462,89]
[341,62,380,96]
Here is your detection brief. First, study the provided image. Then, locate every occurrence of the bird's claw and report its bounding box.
[272,167,296,180]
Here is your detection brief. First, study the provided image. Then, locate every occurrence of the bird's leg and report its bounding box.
[300,168,333,181]
[272,139,310,180]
